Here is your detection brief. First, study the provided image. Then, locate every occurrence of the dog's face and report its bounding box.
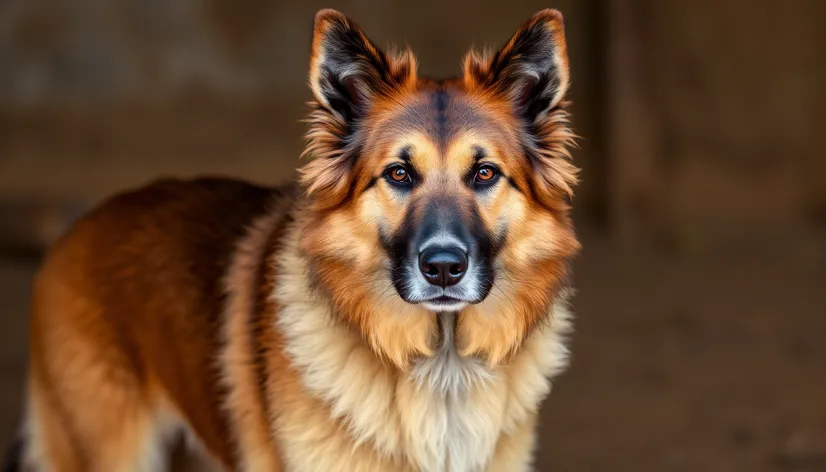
[301,9,580,367]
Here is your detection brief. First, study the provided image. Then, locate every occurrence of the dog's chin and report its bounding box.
[422,298,469,313]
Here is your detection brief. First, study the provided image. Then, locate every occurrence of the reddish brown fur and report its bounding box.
[28,179,282,469]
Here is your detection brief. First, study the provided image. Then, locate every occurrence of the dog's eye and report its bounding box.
[474,164,500,185]
[385,165,412,185]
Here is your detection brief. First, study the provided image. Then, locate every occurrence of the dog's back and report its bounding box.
[23,178,288,471]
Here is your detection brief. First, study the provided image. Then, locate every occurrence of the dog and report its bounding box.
[12,8,580,472]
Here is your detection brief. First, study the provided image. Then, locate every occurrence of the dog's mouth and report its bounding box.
[421,295,471,313]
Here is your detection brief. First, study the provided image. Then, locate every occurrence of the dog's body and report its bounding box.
[18,9,580,472]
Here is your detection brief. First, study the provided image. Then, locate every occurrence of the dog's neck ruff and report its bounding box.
[270,218,573,472]
[408,312,493,396]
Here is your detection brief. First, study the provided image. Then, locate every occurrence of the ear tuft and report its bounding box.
[465,9,569,122]
[309,9,416,124]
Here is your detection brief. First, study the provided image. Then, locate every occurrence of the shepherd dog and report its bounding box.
[11,8,580,472]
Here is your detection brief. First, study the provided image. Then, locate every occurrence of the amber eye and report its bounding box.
[474,164,499,185]
[385,165,413,185]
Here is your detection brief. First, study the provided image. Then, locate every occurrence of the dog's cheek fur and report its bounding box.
[301,198,437,369]
[457,192,579,366]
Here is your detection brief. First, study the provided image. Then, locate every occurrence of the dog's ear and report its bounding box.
[309,9,416,125]
[302,10,416,209]
[464,9,570,124]
[464,10,577,207]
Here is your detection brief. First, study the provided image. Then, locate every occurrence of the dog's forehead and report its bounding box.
[375,85,508,164]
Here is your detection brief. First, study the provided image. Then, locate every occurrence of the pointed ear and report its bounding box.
[309,9,416,124]
[464,9,570,123]
[302,10,416,209]
[465,10,577,207]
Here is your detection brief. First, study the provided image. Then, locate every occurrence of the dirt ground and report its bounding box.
[0,234,824,471]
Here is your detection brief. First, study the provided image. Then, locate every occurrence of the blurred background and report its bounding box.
[1,0,824,470]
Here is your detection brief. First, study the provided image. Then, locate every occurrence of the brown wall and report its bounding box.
[610,0,826,241]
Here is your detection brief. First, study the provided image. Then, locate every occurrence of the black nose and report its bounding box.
[418,247,468,287]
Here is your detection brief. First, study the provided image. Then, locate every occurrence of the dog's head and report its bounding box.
[300,9,580,367]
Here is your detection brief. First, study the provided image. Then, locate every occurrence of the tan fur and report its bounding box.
[220,204,292,472]
[22,9,579,472]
